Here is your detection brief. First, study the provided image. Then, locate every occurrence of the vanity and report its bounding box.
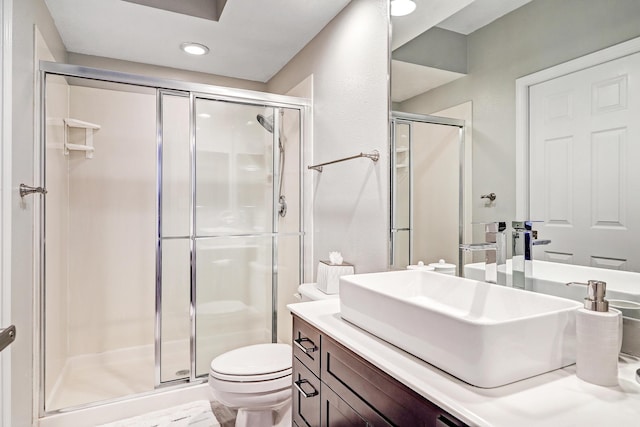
[289,278,640,426]
[291,314,466,427]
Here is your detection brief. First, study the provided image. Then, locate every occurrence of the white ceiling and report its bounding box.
[45,0,532,90]
[44,0,351,83]
[391,0,532,50]
[391,0,474,50]
[437,0,532,35]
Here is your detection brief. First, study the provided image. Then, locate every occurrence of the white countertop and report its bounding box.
[288,299,640,427]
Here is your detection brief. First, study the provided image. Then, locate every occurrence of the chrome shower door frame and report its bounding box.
[38,61,309,416]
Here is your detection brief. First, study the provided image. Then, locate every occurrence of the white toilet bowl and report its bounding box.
[209,343,292,427]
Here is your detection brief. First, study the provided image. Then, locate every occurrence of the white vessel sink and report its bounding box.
[339,270,581,388]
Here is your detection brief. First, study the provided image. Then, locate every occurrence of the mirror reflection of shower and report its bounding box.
[257,110,287,217]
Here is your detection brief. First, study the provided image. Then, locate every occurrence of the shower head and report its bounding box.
[257,114,274,133]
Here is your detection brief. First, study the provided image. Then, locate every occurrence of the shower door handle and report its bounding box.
[0,325,16,353]
[19,184,47,198]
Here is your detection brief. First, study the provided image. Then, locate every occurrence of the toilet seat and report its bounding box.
[210,367,292,382]
[209,343,292,382]
[209,371,292,394]
[209,343,293,394]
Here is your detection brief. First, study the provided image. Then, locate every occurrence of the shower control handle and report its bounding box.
[294,336,317,354]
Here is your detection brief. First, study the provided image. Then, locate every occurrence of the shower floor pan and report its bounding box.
[46,330,269,411]
[46,344,156,411]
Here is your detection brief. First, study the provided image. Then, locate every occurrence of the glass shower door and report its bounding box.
[159,94,302,383]
[193,99,279,377]
[159,91,191,384]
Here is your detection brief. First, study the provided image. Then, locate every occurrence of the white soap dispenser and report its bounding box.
[567,280,622,386]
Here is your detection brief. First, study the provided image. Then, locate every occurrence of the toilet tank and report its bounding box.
[297,283,340,302]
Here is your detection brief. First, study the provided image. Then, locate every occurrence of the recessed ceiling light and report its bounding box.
[180,42,209,56]
[390,0,416,17]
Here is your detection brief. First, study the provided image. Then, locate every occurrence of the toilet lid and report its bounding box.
[210,343,292,382]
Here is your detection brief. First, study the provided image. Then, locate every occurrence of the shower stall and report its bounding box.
[38,62,308,414]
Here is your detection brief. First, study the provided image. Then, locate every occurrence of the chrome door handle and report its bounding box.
[19,184,47,198]
[0,325,16,353]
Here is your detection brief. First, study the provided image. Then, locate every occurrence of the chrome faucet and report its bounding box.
[460,222,507,285]
[512,221,551,290]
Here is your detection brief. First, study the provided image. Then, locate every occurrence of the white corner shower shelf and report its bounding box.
[64,118,101,159]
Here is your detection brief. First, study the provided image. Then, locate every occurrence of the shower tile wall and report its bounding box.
[66,86,156,356]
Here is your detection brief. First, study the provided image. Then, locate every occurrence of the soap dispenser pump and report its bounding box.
[567,280,622,386]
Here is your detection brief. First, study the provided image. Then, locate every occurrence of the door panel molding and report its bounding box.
[516,36,640,219]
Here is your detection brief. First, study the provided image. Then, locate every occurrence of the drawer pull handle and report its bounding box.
[294,337,317,354]
[294,379,319,398]
[436,415,460,427]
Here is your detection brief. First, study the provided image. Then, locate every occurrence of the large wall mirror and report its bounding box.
[390,0,640,274]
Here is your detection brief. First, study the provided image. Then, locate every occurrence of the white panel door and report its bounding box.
[530,52,640,271]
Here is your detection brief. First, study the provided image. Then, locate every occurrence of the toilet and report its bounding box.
[209,343,293,427]
[209,283,334,427]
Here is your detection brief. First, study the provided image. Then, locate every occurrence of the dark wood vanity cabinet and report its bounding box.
[293,315,322,427]
[292,315,468,427]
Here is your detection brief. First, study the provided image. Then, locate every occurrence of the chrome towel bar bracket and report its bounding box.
[308,149,379,172]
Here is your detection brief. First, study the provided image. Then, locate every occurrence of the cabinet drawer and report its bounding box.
[293,355,321,427]
[321,381,391,427]
[293,316,321,376]
[322,335,466,427]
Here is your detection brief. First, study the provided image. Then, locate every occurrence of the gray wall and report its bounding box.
[399,0,640,225]
[393,27,467,74]
[268,0,390,276]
